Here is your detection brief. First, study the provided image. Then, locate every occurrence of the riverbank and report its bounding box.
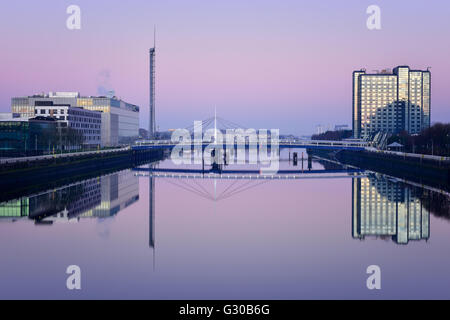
[308,149,450,191]
[0,148,165,202]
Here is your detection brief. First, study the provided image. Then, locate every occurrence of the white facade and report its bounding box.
[11,92,139,147]
[101,113,119,147]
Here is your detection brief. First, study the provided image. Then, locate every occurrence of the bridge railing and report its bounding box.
[0,147,130,165]
[134,139,369,148]
[365,148,450,162]
[278,139,369,148]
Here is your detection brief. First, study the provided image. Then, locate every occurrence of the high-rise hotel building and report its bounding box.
[352,66,430,139]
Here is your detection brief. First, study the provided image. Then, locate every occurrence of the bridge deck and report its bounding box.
[132,139,368,151]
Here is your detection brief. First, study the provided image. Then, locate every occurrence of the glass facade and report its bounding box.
[0,119,57,157]
[352,71,365,139]
[0,198,29,218]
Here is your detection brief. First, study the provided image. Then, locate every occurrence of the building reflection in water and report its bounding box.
[1,167,441,248]
[0,170,139,224]
[352,174,430,244]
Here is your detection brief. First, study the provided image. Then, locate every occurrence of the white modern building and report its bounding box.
[12,92,140,146]
[35,105,102,147]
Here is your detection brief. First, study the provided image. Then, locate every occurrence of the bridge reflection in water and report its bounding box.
[0,162,448,253]
[139,163,446,247]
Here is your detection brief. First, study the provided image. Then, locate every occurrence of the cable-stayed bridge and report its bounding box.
[133,139,368,151]
[134,115,368,151]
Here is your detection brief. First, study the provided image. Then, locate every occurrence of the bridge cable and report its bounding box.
[217,180,269,202]
[216,179,265,201]
[164,179,214,201]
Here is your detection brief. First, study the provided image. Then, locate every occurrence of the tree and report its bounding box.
[311,130,353,141]
[387,123,450,156]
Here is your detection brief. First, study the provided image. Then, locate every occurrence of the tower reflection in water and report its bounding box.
[0,170,139,224]
[352,174,430,245]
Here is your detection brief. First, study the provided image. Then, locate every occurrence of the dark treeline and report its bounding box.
[311,130,352,141]
[311,123,449,156]
[388,123,450,157]
[421,190,450,219]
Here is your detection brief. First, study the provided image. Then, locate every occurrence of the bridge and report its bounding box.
[133,115,369,151]
[132,138,368,151]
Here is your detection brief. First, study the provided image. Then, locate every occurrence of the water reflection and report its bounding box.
[2,156,450,299]
[0,170,139,224]
[149,165,155,249]
[352,174,430,244]
[1,162,449,250]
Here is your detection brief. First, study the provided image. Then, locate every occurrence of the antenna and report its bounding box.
[153,25,156,48]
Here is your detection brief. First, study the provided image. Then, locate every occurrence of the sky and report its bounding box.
[0,0,449,135]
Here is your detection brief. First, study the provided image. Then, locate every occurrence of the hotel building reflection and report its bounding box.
[0,170,139,224]
[352,175,430,244]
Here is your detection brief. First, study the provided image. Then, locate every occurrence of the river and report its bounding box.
[0,149,449,299]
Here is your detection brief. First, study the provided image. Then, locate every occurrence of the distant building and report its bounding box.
[139,128,149,139]
[334,124,350,131]
[352,66,431,139]
[12,92,139,146]
[0,113,20,120]
[316,125,325,135]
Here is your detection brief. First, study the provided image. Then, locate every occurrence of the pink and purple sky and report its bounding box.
[0,0,449,134]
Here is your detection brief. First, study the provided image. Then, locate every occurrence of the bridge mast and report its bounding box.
[214,106,217,144]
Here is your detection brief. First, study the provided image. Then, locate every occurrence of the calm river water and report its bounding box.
[1,150,449,299]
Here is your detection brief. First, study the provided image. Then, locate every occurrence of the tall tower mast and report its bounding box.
[149,27,156,139]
